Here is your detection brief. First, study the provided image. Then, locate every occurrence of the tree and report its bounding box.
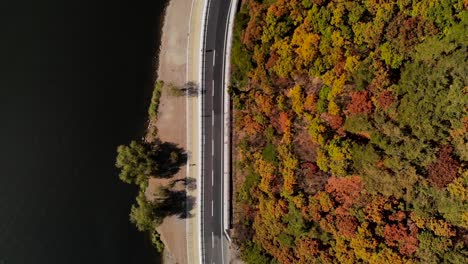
[325,176,363,210]
[278,112,292,140]
[294,237,320,262]
[416,231,451,264]
[116,141,156,186]
[383,223,419,256]
[148,80,164,119]
[241,241,272,264]
[427,145,460,189]
[321,113,343,130]
[129,191,160,232]
[150,229,165,252]
[377,90,394,109]
[288,84,304,116]
[317,139,352,176]
[347,91,374,115]
[336,214,359,238]
[395,47,467,142]
[230,1,468,262]
[349,222,378,261]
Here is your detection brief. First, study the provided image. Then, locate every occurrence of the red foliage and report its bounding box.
[243,113,262,136]
[243,0,264,49]
[336,214,358,238]
[347,91,374,115]
[301,162,319,178]
[321,113,344,130]
[384,223,419,255]
[266,53,279,69]
[276,77,293,89]
[386,14,438,52]
[278,112,291,134]
[325,176,363,209]
[295,237,320,258]
[268,0,288,17]
[389,211,406,222]
[333,60,346,76]
[378,90,394,109]
[427,145,460,188]
[368,62,391,91]
[242,203,257,220]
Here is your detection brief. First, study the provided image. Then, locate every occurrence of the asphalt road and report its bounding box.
[201,0,232,263]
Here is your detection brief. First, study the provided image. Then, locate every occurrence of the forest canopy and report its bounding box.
[230,0,467,263]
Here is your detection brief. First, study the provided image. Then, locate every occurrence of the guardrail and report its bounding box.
[222,0,240,244]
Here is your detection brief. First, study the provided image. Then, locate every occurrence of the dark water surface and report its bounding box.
[0,0,167,263]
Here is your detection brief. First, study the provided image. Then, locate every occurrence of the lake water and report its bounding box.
[0,0,167,263]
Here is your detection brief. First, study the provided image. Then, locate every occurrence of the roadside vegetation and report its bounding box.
[148,80,164,120]
[231,0,467,263]
[115,79,191,253]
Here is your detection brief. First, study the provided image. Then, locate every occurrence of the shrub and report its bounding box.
[148,80,164,120]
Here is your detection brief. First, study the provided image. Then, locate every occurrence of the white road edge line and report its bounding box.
[212,79,215,96]
[211,200,214,216]
[212,170,214,186]
[213,49,216,66]
[211,232,214,249]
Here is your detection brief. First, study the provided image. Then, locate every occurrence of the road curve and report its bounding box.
[201,0,232,263]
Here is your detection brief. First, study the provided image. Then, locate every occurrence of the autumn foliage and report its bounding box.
[384,222,419,256]
[231,0,468,263]
[347,91,374,115]
[377,90,394,109]
[325,176,363,209]
[427,145,460,189]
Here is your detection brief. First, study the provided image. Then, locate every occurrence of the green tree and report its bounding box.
[150,229,165,252]
[148,80,164,119]
[116,141,156,186]
[129,191,161,232]
[395,47,467,143]
[241,241,272,264]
